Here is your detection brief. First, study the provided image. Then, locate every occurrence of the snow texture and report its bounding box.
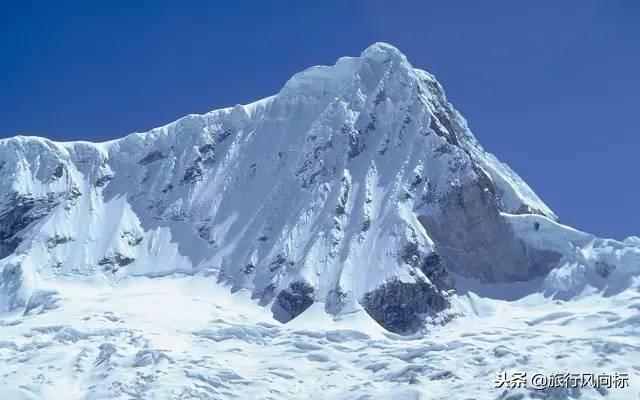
[0,43,638,399]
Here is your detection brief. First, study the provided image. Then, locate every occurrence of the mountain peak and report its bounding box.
[279,42,412,100]
[359,42,408,65]
[4,44,629,338]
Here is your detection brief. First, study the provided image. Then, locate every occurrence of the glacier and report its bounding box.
[0,43,639,399]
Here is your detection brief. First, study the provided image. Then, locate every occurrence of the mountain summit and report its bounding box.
[1,43,637,334]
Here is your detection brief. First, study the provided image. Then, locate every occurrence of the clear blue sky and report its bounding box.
[1,1,638,240]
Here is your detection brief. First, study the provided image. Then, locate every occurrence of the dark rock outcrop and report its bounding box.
[52,164,65,179]
[180,162,204,184]
[94,174,113,188]
[98,253,135,272]
[361,278,450,334]
[138,150,166,165]
[0,262,27,311]
[0,193,59,259]
[46,235,74,249]
[325,287,348,315]
[272,281,315,323]
[419,173,561,282]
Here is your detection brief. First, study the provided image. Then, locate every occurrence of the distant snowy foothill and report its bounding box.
[1,43,638,399]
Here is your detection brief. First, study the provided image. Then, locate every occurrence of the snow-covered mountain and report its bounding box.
[1,42,638,332]
[0,43,640,400]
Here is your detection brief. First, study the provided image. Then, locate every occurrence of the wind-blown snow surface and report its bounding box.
[1,275,639,399]
[1,43,639,399]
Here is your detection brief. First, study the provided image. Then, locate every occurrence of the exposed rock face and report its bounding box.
[361,278,450,333]
[98,254,136,273]
[138,150,166,165]
[399,245,454,290]
[272,281,315,323]
[0,193,60,259]
[419,175,562,282]
[0,262,27,311]
[324,287,348,315]
[0,43,572,333]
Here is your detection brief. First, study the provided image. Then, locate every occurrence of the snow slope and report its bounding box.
[1,274,639,399]
[1,43,639,399]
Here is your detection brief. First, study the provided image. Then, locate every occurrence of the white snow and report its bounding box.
[1,42,638,399]
[1,274,639,399]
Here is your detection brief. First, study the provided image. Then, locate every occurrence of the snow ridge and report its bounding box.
[0,42,637,334]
